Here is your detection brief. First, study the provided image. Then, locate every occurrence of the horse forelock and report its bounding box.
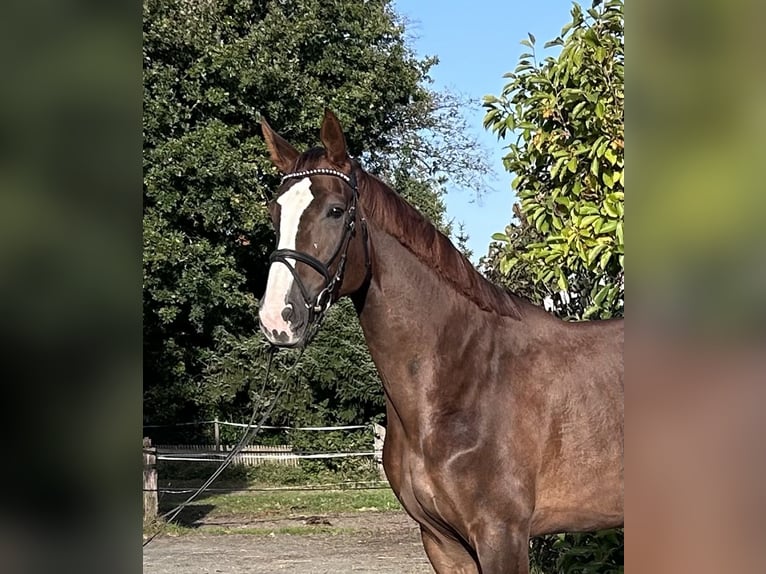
[358,171,523,320]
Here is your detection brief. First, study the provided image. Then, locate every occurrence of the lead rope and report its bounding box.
[143,347,304,547]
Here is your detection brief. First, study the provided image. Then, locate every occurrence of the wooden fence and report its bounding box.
[143,437,157,523]
[156,443,299,467]
[143,425,388,524]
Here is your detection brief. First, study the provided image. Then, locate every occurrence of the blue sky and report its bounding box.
[392,0,573,261]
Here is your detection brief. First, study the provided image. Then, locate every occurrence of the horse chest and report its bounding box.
[384,437,473,537]
[396,459,454,527]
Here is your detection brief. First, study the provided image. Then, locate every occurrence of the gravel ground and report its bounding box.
[143,511,433,574]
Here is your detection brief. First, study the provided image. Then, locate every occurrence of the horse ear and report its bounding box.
[320,108,348,166]
[261,117,300,173]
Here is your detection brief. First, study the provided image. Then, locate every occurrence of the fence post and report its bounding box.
[373,423,386,479]
[143,437,158,524]
[214,418,220,451]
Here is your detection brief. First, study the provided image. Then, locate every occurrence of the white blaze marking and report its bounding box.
[260,178,314,335]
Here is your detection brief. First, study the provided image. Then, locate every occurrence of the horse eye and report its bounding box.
[327,206,344,219]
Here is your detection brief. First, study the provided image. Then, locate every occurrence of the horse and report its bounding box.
[257,109,623,574]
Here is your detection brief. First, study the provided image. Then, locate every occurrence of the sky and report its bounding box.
[392,0,573,261]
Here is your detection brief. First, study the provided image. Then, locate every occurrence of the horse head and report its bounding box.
[258,109,369,347]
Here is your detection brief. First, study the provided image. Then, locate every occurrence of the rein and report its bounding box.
[269,167,369,343]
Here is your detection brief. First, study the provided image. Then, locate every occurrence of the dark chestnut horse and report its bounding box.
[258,110,623,574]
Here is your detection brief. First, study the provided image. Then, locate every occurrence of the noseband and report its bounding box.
[268,167,369,340]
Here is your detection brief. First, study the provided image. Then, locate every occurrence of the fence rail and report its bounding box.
[156,444,300,467]
[144,420,368,430]
[156,444,379,466]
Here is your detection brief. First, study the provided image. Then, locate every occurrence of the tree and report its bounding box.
[142,0,489,431]
[482,0,623,320]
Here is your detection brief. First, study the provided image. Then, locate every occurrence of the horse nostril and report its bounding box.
[271,329,289,343]
[281,305,294,322]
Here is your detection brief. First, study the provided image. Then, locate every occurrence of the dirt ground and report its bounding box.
[142,511,433,574]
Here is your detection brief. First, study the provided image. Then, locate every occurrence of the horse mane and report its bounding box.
[358,169,523,320]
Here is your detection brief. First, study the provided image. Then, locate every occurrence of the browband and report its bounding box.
[281,168,356,189]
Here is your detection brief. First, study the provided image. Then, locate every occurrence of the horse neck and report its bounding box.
[353,222,490,428]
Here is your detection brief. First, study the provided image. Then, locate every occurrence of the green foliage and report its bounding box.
[530,531,624,574]
[289,300,385,424]
[243,462,380,486]
[482,0,624,319]
[194,300,385,430]
[287,426,379,479]
[482,203,549,307]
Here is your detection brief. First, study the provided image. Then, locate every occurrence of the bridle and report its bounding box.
[268,166,369,342]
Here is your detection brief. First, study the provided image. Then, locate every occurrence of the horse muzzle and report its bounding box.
[258,303,310,348]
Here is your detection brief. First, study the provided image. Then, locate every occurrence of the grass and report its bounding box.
[147,486,403,538]
[147,463,404,539]
[193,488,402,516]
